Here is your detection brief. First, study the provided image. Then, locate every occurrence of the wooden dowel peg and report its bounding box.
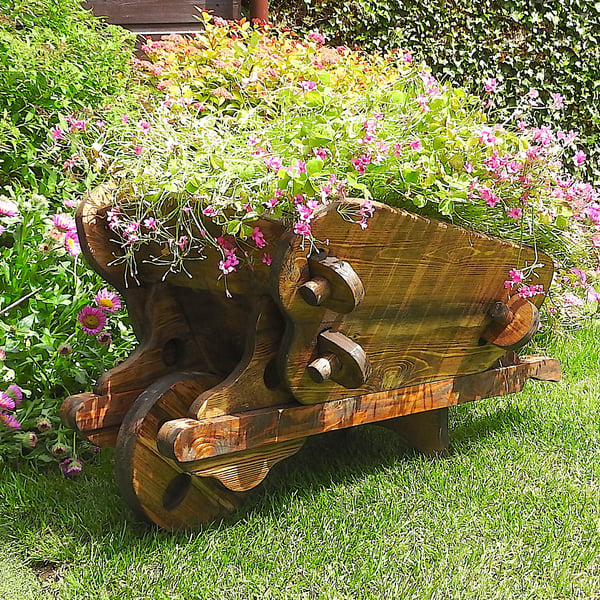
[299,276,332,307]
[307,352,341,383]
[488,301,514,327]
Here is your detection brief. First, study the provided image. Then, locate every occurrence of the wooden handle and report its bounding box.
[482,296,539,350]
[307,352,341,383]
[299,276,332,307]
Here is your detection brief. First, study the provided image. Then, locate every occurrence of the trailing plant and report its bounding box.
[55,16,600,321]
[269,0,600,183]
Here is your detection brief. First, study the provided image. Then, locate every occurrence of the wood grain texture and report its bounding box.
[379,408,449,455]
[273,199,555,405]
[84,0,240,25]
[114,371,243,530]
[188,296,289,420]
[160,355,561,465]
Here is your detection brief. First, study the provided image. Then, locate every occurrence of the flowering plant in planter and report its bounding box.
[52,15,600,321]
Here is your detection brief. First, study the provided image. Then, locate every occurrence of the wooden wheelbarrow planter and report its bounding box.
[62,186,561,530]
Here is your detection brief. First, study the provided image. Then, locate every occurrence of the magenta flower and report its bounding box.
[307,31,325,44]
[138,120,152,133]
[507,207,523,220]
[64,231,81,256]
[52,213,76,232]
[410,139,423,151]
[6,384,22,405]
[262,252,272,266]
[95,289,121,313]
[464,162,474,173]
[0,412,21,430]
[134,145,143,156]
[60,458,83,478]
[484,77,497,93]
[293,222,312,238]
[143,217,157,230]
[0,349,5,360]
[121,114,129,124]
[251,227,267,249]
[50,126,65,140]
[573,150,586,167]
[219,252,239,275]
[0,198,18,218]
[296,160,307,174]
[299,80,317,92]
[402,51,413,64]
[264,155,283,171]
[97,332,113,346]
[0,392,15,410]
[77,306,107,335]
[551,93,564,110]
[313,147,327,161]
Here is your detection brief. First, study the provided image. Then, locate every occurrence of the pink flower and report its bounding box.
[134,146,143,156]
[478,127,496,146]
[0,198,18,218]
[77,306,106,335]
[264,155,283,171]
[64,231,81,256]
[463,162,474,173]
[97,332,112,346]
[138,120,151,133]
[95,289,121,313]
[50,126,65,140]
[143,217,157,230]
[527,88,539,104]
[219,251,239,275]
[484,77,497,93]
[293,221,312,238]
[402,51,413,64]
[6,384,22,405]
[262,252,272,266]
[121,114,129,124]
[61,458,83,478]
[52,213,76,232]
[295,160,307,174]
[307,31,325,44]
[95,120,105,130]
[507,207,522,220]
[573,150,586,167]
[0,412,21,430]
[251,226,267,248]
[299,81,317,92]
[409,139,423,151]
[0,392,15,410]
[203,206,217,217]
[551,93,564,109]
[517,284,544,299]
[314,147,327,161]
[0,349,5,360]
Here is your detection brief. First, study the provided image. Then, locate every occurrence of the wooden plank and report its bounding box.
[273,200,555,405]
[84,0,241,25]
[379,408,449,455]
[159,355,561,464]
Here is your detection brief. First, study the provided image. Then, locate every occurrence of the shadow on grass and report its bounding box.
[7,400,534,547]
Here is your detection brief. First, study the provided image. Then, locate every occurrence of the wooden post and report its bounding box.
[249,0,269,21]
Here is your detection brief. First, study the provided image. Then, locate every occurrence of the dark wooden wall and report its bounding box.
[84,0,242,35]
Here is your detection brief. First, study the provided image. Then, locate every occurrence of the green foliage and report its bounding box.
[0,0,135,197]
[0,0,137,470]
[270,0,600,182]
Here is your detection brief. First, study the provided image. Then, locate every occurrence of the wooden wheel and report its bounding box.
[115,371,248,530]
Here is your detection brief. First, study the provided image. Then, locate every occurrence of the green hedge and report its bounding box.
[270,0,600,182]
[0,0,135,199]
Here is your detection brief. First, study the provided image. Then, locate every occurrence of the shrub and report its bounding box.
[0,0,137,471]
[57,17,600,321]
[269,0,600,183]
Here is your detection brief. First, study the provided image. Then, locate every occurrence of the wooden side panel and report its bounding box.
[84,0,241,25]
[161,356,561,464]
[274,200,555,405]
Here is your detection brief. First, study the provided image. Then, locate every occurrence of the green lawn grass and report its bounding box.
[1,325,599,599]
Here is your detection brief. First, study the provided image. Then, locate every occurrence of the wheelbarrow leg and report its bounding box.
[379,408,449,455]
